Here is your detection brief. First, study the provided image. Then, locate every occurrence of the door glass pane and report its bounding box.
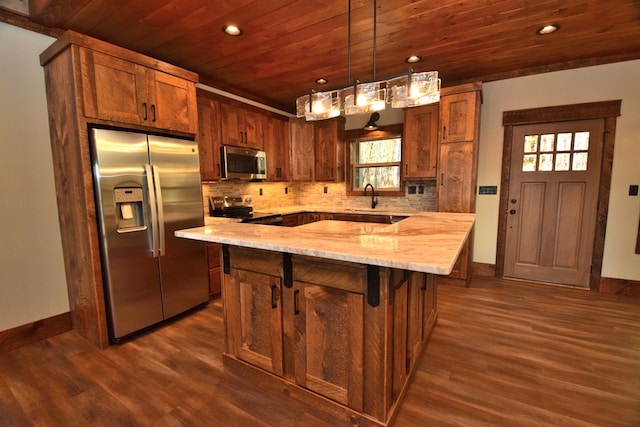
[557,133,572,151]
[555,153,570,171]
[539,154,553,171]
[574,132,590,150]
[572,152,588,171]
[523,154,537,171]
[524,135,538,153]
[540,134,555,152]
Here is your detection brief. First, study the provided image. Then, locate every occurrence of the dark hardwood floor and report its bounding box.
[1,277,638,426]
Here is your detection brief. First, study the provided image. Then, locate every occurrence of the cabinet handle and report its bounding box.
[271,285,278,309]
[151,104,156,122]
[405,164,408,175]
[331,167,334,178]
[443,126,447,140]
[309,168,312,178]
[217,163,221,177]
[293,289,300,315]
[441,173,444,185]
[421,276,427,291]
[142,102,148,120]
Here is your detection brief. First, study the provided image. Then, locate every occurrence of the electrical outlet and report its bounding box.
[285,187,288,194]
[259,188,263,196]
[630,185,639,196]
[418,185,424,194]
[408,186,417,195]
[324,186,328,194]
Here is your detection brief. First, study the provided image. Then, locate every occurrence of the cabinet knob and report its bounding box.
[509,209,517,215]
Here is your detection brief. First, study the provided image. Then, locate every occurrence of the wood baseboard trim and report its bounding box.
[0,312,72,355]
[599,277,640,296]
[472,262,496,277]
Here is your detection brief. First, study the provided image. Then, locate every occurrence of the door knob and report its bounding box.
[509,209,517,215]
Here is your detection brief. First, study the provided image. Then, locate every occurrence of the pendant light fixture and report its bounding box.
[295,0,440,121]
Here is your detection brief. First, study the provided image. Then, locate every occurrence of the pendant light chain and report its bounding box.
[373,0,377,81]
[347,0,352,85]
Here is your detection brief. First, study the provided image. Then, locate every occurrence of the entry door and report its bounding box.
[504,119,604,287]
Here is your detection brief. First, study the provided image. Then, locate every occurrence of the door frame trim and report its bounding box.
[496,100,621,291]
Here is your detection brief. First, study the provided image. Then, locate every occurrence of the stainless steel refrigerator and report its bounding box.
[90,127,209,342]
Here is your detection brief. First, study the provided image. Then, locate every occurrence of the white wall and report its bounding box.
[475,59,640,280]
[0,23,68,330]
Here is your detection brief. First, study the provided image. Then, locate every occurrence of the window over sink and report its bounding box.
[346,124,405,196]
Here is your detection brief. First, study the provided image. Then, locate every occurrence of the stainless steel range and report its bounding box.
[209,196,283,225]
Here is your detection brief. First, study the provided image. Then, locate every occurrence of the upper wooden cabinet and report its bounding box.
[439,88,479,143]
[403,104,439,179]
[79,48,197,134]
[196,91,290,181]
[197,92,222,181]
[290,118,315,181]
[314,117,346,182]
[220,101,264,149]
[263,116,291,181]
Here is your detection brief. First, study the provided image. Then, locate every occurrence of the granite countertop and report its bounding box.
[181,211,475,275]
[253,205,420,216]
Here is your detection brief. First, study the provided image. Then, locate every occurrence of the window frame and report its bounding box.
[345,124,405,197]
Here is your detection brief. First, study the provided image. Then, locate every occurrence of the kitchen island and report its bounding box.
[176,212,474,426]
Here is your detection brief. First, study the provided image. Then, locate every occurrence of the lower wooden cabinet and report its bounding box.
[221,246,437,426]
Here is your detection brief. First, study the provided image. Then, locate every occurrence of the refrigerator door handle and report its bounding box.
[152,164,166,256]
[145,164,160,258]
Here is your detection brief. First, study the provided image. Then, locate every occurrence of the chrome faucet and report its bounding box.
[363,183,378,209]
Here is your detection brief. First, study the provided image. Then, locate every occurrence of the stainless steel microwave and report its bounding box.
[220,145,267,180]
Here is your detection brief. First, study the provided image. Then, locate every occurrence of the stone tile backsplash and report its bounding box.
[202,181,436,214]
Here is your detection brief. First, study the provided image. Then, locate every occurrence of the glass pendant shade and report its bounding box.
[343,82,386,115]
[296,90,343,121]
[387,71,440,108]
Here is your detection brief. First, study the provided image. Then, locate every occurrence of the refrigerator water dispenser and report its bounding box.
[114,187,146,232]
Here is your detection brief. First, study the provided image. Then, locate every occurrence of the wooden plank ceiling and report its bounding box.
[27,0,640,113]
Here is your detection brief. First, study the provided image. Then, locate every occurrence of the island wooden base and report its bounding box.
[221,246,438,426]
[223,317,436,427]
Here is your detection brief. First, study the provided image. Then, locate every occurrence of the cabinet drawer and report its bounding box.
[228,246,283,277]
[293,256,366,293]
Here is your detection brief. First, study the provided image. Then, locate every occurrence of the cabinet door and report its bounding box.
[206,243,221,297]
[439,91,478,143]
[290,119,314,181]
[224,269,284,376]
[79,48,146,125]
[220,102,243,146]
[403,104,438,179]
[392,276,408,399]
[437,141,476,213]
[406,273,424,372]
[422,273,436,341]
[197,96,222,181]
[264,117,290,181]
[149,69,197,134]
[293,282,364,410]
[243,109,264,149]
[314,118,345,182]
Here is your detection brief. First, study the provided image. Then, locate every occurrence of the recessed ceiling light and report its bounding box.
[537,24,560,35]
[222,24,242,36]
[405,55,422,64]
[315,78,328,85]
